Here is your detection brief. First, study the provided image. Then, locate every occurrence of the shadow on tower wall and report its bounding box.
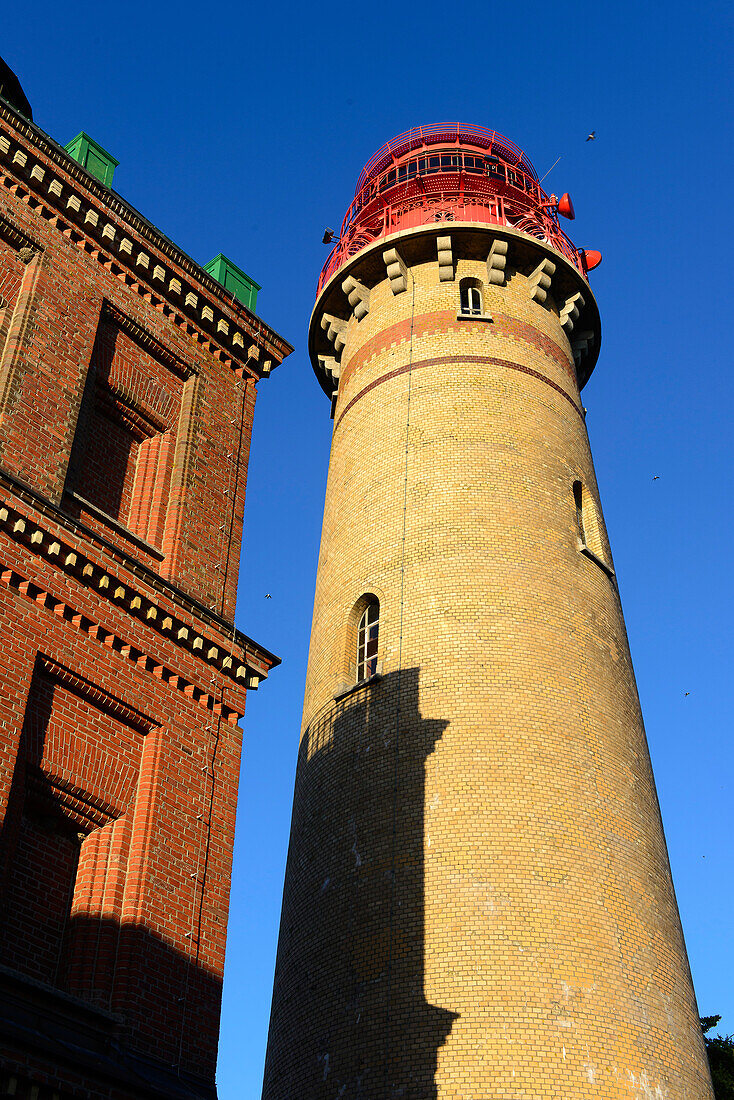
[263,667,457,1099]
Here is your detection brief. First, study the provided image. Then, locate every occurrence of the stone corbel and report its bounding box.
[560,292,585,334]
[342,275,370,321]
[383,247,408,295]
[436,235,454,282]
[487,239,508,285]
[571,330,595,368]
[528,258,556,304]
[320,313,347,354]
[318,355,340,390]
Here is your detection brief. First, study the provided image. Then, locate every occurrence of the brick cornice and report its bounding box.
[0,473,278,689]
[0,558,246,724]
[0,102,292,376]
[0,466,277,666]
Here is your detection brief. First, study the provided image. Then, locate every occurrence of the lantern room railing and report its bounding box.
[317,124,588,295]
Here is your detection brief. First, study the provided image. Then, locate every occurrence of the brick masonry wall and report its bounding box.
[0,104,288,1100]
[262,241,714,1098]
[66,316,188,550]
[0,193,249,617]
[0,559,244,1086]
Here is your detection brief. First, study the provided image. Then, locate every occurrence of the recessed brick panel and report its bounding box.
[0,659,145,1000]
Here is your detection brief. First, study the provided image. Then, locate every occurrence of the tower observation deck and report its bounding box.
[318,123,593,295]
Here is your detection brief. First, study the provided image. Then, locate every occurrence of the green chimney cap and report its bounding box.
[204,254,261,312]
[64,132,119,188]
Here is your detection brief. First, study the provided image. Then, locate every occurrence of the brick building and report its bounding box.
[262,126,714,1097]
[0,61,291,1100]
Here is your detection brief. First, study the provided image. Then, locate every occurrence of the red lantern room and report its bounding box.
[318,123,597,293]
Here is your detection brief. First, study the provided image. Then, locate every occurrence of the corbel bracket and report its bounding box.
[321,312,347,354]
[436,235,454,282]
[487,239,508,286]
[383,247,408,295]
[342,275,370,321]
[318,355,340,390]
[560,291,585,334]
[571,330,595,369]
[528,258,556,304]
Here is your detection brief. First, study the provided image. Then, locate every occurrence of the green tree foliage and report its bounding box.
[702,1016,734,1099]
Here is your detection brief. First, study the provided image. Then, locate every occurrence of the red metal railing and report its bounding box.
[317,124,587,295]
[355,124,538,191]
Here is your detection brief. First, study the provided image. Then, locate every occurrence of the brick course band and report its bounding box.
[0,499,263,683]
[341,309,575,391]
[0,557,244,722]
[334,353,583,432]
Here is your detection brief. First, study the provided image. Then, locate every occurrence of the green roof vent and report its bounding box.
[204,254,260,312]
[64,132,119,188]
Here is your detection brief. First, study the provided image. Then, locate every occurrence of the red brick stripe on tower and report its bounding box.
[333,352,584,432]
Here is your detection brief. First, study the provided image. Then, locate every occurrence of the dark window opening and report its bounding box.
[573,480,585,543]
[459,279,484,316]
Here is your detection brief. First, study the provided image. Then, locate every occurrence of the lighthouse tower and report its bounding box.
[262,125,713,1099]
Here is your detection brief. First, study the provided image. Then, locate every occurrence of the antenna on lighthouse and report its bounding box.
[539,154,562,184]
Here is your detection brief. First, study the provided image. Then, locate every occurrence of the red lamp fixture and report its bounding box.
[580,249,603,271]
[557,192,575,220]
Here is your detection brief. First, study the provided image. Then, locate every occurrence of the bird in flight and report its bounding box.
[265,593,272,599]
[652,475,660,480]
[586,131,596,141]
[684,692,691,697]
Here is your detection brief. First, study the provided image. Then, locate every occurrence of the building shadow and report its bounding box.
[262,667,457,1099]
[0,917,224,1100]
[0,664,224,1100]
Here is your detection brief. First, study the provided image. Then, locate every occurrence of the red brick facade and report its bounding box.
[0,90,290,1100]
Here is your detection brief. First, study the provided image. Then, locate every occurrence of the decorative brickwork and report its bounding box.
[0,86,291,1100]
[333,351,584,431]
[263,216,713,1098]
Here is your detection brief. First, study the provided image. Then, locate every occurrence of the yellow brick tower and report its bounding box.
[262,125,713,1098]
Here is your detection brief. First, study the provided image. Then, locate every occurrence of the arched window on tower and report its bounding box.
[459,278,484,316]
[573,480,585,543]
[356,598,380,682]
[573,479,613,576]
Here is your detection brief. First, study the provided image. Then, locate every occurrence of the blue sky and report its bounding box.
[5,0,733,1093]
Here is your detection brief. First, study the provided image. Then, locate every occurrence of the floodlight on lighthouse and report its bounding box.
[581,248,603,271]
[557,192,575,219]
